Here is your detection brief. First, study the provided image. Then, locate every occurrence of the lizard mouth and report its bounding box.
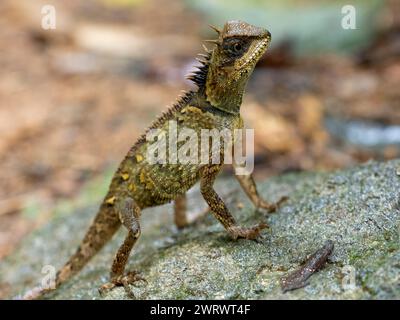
[236,38,269,71]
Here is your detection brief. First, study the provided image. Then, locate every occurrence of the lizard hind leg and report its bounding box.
[174,194,189,229]
[99,197,145,298]
[174,194,210,229]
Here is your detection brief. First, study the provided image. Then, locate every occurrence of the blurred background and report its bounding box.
[0,0,399,293]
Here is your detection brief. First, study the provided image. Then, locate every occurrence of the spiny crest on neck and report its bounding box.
[186,50,212,88]
[186,24,221,88]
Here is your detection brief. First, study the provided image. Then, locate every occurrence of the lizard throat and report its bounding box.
[203,61,249,115]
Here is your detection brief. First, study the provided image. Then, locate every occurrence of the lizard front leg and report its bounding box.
[233,163,287,214]
[200,165,267,240]
[99,197,145,298]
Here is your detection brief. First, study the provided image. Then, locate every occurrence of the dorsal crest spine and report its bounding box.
[186,50,212,88]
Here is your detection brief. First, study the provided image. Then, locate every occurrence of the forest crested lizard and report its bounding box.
[25,20,286,299]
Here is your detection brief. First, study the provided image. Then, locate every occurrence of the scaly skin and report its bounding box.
[24,20,286,299]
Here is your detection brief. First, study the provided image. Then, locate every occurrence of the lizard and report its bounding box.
[24,20,286,299]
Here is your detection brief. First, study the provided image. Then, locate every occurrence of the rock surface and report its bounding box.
[1,160,399,299]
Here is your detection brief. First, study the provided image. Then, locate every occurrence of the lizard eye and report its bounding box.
[233,42,242,52]
[223,38,246,56]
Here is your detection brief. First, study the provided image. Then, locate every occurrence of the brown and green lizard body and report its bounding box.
[25,20,285,299]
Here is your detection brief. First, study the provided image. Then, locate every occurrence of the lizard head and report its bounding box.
[214,20,271,78]
[200,20,271,114]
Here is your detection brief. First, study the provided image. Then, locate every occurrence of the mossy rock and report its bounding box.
[1,160,399,299]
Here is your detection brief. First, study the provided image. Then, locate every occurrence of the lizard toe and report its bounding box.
[98,271,146,298]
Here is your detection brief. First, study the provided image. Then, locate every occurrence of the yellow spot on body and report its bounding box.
[139,169,154,189]
[106,196,116,205]
[139,170,146,183]
[121,173,130,181]
[128,183,136,192]
[136,154,143,162]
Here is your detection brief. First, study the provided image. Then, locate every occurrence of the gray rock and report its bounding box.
[1,160,399,299]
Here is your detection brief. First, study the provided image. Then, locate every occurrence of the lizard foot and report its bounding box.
[257,196,289,214]
[98,271,147,299]
[227,222,268,241]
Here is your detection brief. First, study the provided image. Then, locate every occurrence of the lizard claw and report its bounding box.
[253,232,266,243]
[256,196,288,214]
[99,271,146,299]
[227,221,268,241]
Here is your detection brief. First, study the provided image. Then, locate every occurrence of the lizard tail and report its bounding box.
[22,200,121,299]
[55,201,121,286]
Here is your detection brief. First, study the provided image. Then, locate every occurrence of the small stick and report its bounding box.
[280,240,334,293]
